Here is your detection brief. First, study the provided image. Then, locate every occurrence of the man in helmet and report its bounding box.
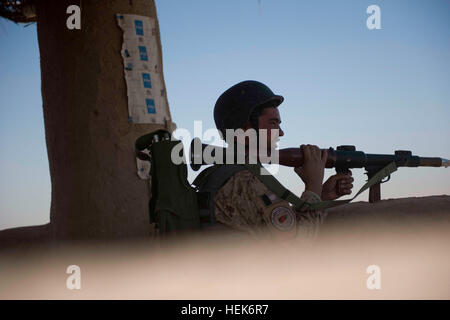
[212,80,354,239]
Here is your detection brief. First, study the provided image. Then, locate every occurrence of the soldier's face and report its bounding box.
[258,107,284,151]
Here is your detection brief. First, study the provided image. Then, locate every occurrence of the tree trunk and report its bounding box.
[32,0,172,239]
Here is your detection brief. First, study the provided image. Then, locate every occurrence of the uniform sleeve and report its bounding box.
[214,170,327,239]
[214,170,268,236]
[294,190,328,239]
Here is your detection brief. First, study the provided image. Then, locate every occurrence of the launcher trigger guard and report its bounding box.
[381,175,391,184]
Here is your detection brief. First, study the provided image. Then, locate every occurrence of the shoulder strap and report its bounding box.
[244,162,398,211]
[195,164,248,226]
[242,164,311,210]
[199,164,247,191]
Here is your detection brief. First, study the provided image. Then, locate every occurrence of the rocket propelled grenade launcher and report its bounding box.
[189,138,449,203]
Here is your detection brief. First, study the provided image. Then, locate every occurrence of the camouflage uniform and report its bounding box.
[214,169,326,240]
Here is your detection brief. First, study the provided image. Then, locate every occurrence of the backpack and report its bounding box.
[135,130,246,235]
[136,130,397,235]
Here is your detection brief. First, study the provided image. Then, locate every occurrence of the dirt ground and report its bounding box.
[1,195,449,299]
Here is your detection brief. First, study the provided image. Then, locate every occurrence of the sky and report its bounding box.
[0,0,449,230]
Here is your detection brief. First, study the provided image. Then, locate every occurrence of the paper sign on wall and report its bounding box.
[117,14,171,124]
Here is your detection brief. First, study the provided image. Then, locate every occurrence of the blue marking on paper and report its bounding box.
[124,49,130,57]
[142,73,152,88]
[138,46,148,61]
[125,62,133,71]
[134,20,144,36]
[128,116,133,123]
[146,98,156,114]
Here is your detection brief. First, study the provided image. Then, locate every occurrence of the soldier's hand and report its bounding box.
[294,144,327,196]
[321,171,354,201]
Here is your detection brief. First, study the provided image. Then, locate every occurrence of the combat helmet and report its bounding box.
[213,80,284,137]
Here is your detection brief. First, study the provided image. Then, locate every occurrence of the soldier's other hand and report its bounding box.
[321,171,354,201]
[294,144,327,196]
